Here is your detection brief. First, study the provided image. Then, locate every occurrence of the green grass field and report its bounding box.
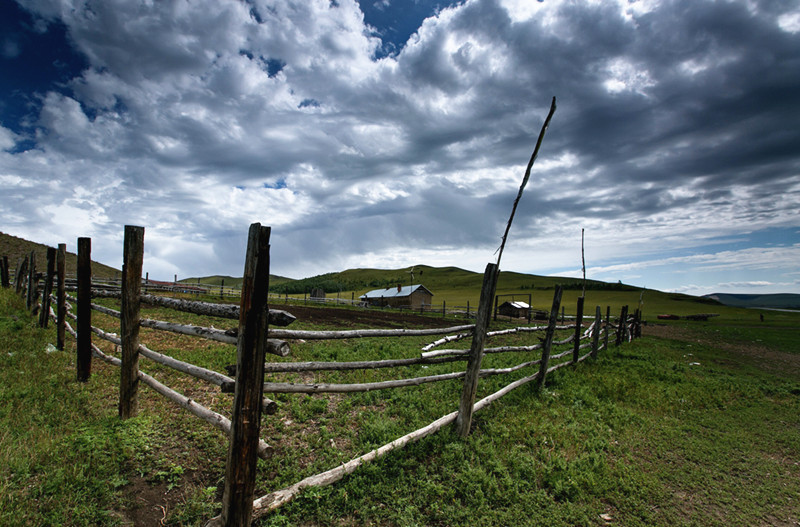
[1,286,798,526]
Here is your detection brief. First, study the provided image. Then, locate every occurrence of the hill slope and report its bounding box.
[704,292,800,310]
[0,231,119,279]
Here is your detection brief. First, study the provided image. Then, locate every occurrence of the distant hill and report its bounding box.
[178,275,294,289]
[703,293,800,310]
[0,231,119,279]
[267,265,640,296]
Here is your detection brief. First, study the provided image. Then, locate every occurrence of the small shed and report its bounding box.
[498,301,530,319]
[360,284,434,310]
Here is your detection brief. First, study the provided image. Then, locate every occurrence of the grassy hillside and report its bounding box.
[705,292,800,310]
[178,275,295,290]
[268,265,731,320]
[1,286,798,526]
[0,231,119,279]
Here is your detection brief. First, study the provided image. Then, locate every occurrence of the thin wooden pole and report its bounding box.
[217,223,271,527]
[26,250,36,311]
[76,237,92,382]
[0,255,9,287]
[39,247,56,328]
[572,296,585,364]
[120,226,144,419]
[591,305,601,359]
[604,305,610,351]
[455,263,499,437]
[535,285,563,392]
[615,305,628,346]
[15,256,27,295]
[56,244,66,350]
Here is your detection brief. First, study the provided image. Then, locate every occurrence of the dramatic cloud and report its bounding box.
[0,0,798,295]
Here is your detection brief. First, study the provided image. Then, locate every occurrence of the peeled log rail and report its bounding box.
[248,349,576,520]
[262,354,463,373]
[230,357,548,394]
[421,333,578,359]
[84,289,296,326]
[268,324,475,341]
[421,323,576,352]
[83,298,290,356]
[84,319,278,414]
[63,318,273,458]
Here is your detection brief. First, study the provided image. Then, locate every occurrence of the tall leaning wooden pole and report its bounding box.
[76,237,92,382]
[120,225,144,419]
[215,223,271,527]
[455,262,499,437]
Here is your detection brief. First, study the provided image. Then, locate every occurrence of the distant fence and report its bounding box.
[1,225,644,526]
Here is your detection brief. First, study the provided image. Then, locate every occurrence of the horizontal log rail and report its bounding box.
[267,324,476,341]
[65,311,278,414]
[248,345,580,520]
[60,313,274,458]
[78,296,290,356]
[76,288,296,326]
[421,323,576,352]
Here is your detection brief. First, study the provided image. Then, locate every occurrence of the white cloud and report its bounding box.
[0,0,797,293]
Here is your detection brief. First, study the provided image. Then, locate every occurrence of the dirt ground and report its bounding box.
[271,303,463,329]
[644,323,800,378]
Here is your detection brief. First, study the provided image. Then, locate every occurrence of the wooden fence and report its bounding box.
[1,224,644,526]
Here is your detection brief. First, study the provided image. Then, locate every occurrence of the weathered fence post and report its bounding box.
[527,293,532,323]
[591,305,601,359]
[77,237,92,382]
[634,309,642,339]
[604,306,610,351]
[120,226,144,419]
[572,295,585,364]
[216,223,271,527]
[455,263,499,438]
[0,255,9,288]
[15,256,27,295]
[26,250,36,311]
[39,247,56,328]
[615,305,628,346]
[535,285,563,392]
[56,244,66,350]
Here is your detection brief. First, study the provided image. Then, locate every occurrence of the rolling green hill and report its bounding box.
[704,292,800,310]
[0,231,120,279]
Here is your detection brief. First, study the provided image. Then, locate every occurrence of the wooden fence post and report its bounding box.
[0,255,9,288]
[56,244,66,350]
[26,250,36,311]
[39,247,56,328]
[591,305,601,359]
[217,224,271,527]
[615,305,628,346]
[572,296,585,364]
[77,238,92,382]
[15,256,27,295]
[535,285,563,392]
[634,309,642,338]
[120,226,144,419]
[455,263,499,438]
[604,306,610,351]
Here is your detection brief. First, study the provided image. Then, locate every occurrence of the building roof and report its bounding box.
[500,301,530,309]
[361,284,433,299]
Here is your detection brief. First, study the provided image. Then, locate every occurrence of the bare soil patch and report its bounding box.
[644,324,800,378]
[274,303,462,329]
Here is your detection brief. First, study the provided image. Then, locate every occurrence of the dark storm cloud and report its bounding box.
[0,0,797,291]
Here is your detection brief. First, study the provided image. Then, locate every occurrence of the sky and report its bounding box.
[1,0,799,296]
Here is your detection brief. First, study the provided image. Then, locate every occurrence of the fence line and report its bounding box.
[2,223,644,527]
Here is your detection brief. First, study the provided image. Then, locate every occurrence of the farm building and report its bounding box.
[360,284,433,309]
[498,300,530,319]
